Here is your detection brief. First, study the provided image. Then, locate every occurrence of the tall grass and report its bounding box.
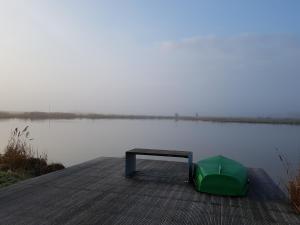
[288,170,300,213]
[277,150,300,213]
[1,126,46,172]
[0,126,64,178]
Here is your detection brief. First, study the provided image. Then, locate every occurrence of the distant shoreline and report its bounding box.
[1,111,300,125]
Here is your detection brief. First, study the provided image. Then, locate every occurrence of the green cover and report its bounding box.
[194,155,248,196]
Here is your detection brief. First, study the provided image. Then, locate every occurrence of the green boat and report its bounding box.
[194,155,248,196]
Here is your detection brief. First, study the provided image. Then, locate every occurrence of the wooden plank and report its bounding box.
[0,157,299,225]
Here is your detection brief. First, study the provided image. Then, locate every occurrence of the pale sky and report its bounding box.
[0,0,299,116]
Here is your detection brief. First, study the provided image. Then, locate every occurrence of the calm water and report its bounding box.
[0,119,299,184]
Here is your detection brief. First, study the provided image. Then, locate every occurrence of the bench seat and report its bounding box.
[125,148,193,182]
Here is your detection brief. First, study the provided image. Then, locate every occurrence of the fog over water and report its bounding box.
[0,1,299,116]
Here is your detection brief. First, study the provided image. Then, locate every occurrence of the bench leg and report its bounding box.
[188,153,193,183]
[125,153,136,177]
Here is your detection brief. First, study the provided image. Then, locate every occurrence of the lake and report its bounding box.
[0,119,299,185]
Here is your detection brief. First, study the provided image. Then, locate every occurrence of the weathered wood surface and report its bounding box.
[0,157,299,225]
[126,148,192,158]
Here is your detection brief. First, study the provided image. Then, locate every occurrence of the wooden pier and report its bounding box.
[0,157,299,225]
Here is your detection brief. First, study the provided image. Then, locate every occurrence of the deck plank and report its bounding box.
[0,157,299,225]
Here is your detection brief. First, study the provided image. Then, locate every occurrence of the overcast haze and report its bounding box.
[0,1,299,116]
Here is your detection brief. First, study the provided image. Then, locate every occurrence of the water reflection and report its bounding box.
[0,119,299,184]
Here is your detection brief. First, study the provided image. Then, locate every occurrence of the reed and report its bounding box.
[277,150,300,213]
[0,126,64,182]
[0,126,46,172]
[288,170,300,213]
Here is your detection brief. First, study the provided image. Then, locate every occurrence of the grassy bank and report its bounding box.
[0,171,29,188]
[1,111,300,125]
[0,127,65,188]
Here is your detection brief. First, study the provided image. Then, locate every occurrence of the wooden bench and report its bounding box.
[125,148,193,182]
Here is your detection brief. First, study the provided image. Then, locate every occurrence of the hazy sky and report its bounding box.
[0,0,299,116]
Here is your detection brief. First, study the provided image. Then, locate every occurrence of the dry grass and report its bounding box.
[288,170,300,213]
[0,126,47,172]
[278,150,300,213]
[0,126,64,183]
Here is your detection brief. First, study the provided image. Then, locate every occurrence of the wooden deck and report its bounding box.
[0,157,299,225]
